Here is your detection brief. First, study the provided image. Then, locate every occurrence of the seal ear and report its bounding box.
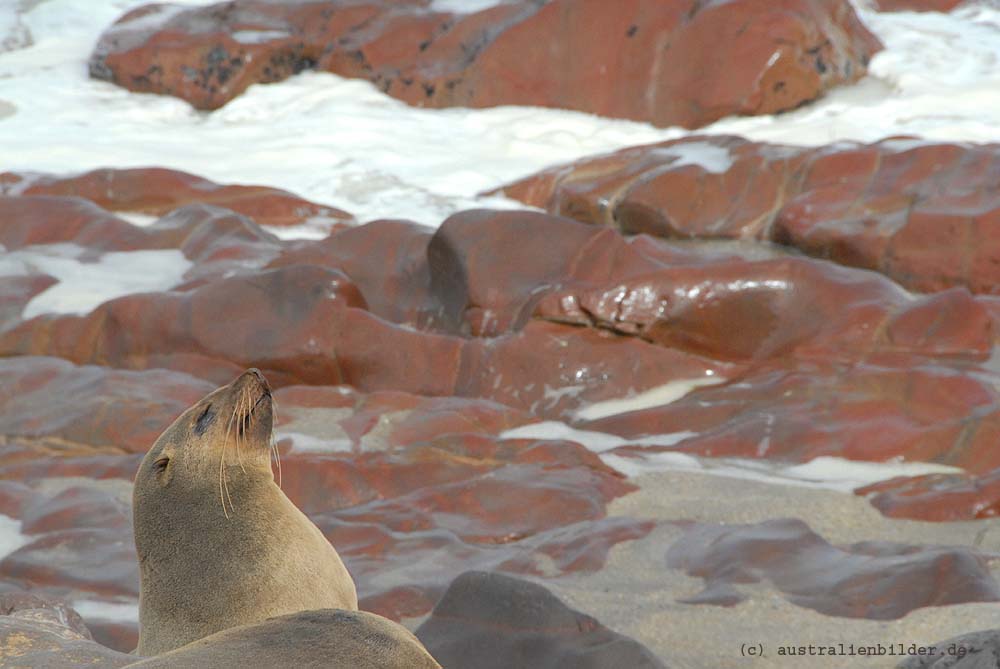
[150,446,176,486]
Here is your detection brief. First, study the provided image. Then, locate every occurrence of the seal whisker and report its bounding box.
[271,399,282,489]
[234,388,249,475]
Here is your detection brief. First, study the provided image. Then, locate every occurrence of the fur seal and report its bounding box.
[133,369,358,655]
[124,609,441,668]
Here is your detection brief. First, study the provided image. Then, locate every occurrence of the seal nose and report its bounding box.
[243,368,271,393]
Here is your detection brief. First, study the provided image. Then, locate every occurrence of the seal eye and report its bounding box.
[194,404,215,436]
[153,457,169,473]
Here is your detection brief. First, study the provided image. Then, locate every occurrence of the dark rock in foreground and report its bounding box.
[898,629,1000,668]
[416,570,667,668]
[0,592,133,668]
[667,518,1000,619]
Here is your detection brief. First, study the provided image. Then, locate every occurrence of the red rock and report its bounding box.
[274,384,537,450]
[500,137,1000,295]
[0,265,379,388]
[358,585,441,623]
[0,454,143,485]
[415,571,666,668]
[857,470,1000,522]
[0,195,287,285]
[538,256,992,363]
[467,320,732,419]
[19,486,131,535]
[0,275,58,332]
[0,357,214,455]
[428,209,660,336]
[587,360,1000,471]
[0,481,34,518]
[0,196,148,253]
[86,619,139,655]
[0,528,139,599]
[0,168,351,227]
[88,0,879,129]
[667,518,1000,619]
[270,219,443,330]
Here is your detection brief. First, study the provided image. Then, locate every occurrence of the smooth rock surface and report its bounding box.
[415,571,666,669]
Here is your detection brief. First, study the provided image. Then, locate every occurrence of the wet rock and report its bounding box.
[270,219,443,330]
[0,265,376,388]
[585,359,1000,470]
[0,275,57,332]
[858,469,1000,521]
[500,137,1000,295]
[19,485,131,535]
[0,356,214,455]
[0,527,139,600]
[666,518,1000,619]
[0,167,351,227]
[415,570,667,668]
[898,629,1000,668]
[88,0,879,128]
[86,618,138,655]
[0,195,288,285]
[427,209,659,336]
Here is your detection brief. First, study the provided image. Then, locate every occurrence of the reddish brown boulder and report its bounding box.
[0,196,149,253]
[0,275,57,332]
[0,527,139,599]
[587,359,1000,471]
[274,384,537,450]
[270,219,443,330]
[857,470,1000,522]
[415,571,667,669]
[0,265,380,388]
[666,518,1000,619]
[0,595,133,668]
[537,257,992,362]
[19,486,131,535]
[0,357,214,455]
[500,137,1000,295]
[0,195,285,284]
[0,168,350,227]
[88,0,879,128]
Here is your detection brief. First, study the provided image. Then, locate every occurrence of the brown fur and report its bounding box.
[133,370,358,655]
[123,610,441,668]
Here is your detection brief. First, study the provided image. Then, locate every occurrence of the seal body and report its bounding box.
[133,369,358,655]
[123,610,441,668]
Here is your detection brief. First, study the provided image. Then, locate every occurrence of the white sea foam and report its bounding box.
[651,141,735,174]
[604,451,964,493]
[430,0,507,14]
[0,514,28,561]
[2,1,996,230]
[502,419,960,491]
[573,376,722,421]
[276,431,352,453]
[0,245,192,317]
[501,421,697,453]
[71,600,139,623]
